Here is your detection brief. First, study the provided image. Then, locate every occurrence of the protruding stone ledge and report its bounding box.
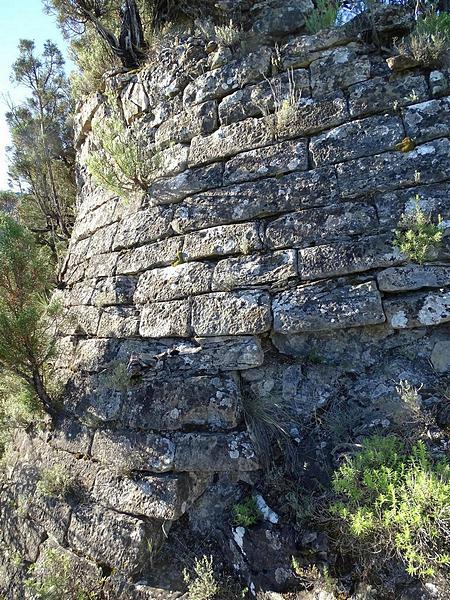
[378,265,450,292]
[337,138,450,198]
[134,262,214,303]
[384,289,450,328]
[310,115,404,166]
[273,281,385,333]
[192,290,272,336]
[183,223,262,260]
[68,504,156,575]
[212,250,297,290]
[265,202,377,249]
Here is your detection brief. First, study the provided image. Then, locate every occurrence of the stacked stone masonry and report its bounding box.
[2,9,450,598]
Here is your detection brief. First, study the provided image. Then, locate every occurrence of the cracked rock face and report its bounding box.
[2,5,450,599]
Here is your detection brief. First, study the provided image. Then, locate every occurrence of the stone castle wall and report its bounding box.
[1,8,450,598]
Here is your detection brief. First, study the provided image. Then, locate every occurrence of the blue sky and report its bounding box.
[0,1,74,189]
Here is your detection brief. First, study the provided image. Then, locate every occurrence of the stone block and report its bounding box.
[147,163,224,205]
[281,29,353,69]
[194,336,264,371]
[218,69,310,126]
[348,74,429,117]
[50,417,94,456]
[310,115,404,166]
[273,281,385,333]
[146,143,189,182]
[60,306,101,336]
[121,373,241,431]
[85,252,119,279]
[403,96,450,142]
[265,202,377,249]
[184,223,262,260]
[310,45,371,97]
[97,306,140,337]
[189,117,274,167]
[212,250,297,290]
[116,237,183,275]
[431,341,450,373]
[134,262,214,303]
[140,299,191,338]
[192,290,272,336]
[172,168,338,233]
[68,504,155,575]
[298,235,403,280]
[174,432,259,472]
[224,139,308,184]
[251,0,314,37]
[155,100,218,149]
[378,265,450,292]
[91,429,175,472]
[112,207,174,251]
[85,223,118,258]
[91,276,137,306]
[337,138,450,197]
[183,49,271,107]
[384,290,450,328]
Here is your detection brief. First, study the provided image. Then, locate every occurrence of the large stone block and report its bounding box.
[174,432,259,472]
[273,281,385,333]
[85,223,118,258]
[120,373,241,431]
[155,101,218,149]
[218,69,310,125]
[403,96,450,142]
[298,235,403,280]
[378,265,450,292]
[85,252,119,279]
[91,276,137,306]
[384,289,450,328]
[183,49,271,107]
[172,168,338,233]
[310,115,404,166]
[310,45,371,97]
[265,202,377,249]
[281,29,353,69]
[97,306,140,337]
[189,118,274,167]
[60,306,101,336]
[251,0,314,37]
[348,74,429,117]
[184,222,262,260]
[134,262,214,303]
[116,237,182,275]
[112,207,174,251]
[192,291,272,336]
[139,299,191,338]
[212,250,297,290]
[91,429,175,472]
[147,163,224,205]
[224,139,308,184]
[337,138,450,197]
[146,144,189,182]
[68,504,155,575]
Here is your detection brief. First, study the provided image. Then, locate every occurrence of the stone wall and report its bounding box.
[1,7,450,599]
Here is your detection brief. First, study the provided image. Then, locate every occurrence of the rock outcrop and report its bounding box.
[1,5,450,599]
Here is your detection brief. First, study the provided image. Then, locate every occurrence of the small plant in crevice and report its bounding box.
[25,547,101,599]
[183,555,219,600]
[325,435,450,578]
[394,198,444,264]
[98,361,131,392]
[36,465,75,500]
[396,11,450,67]
[305,0,339,34]
[233,496,262,527]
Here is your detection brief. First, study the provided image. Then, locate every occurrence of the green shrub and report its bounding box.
[397,11,450,67]
[36,465,75,500]
[305,0,339,34]
[183,555,219,600]
[25,548,100,599]
[328,435,450,577]
[394,199,443,264]
[233,496,261,527]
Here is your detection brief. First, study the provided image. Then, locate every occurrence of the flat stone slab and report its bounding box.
[265,202,377,249]
[384,289,450,328]
[273,281,385,333]
[310,115,404,166]
[377,265,450,292]
[134,262,214,303]
[212,250,297,290]
[192,290,272,336]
